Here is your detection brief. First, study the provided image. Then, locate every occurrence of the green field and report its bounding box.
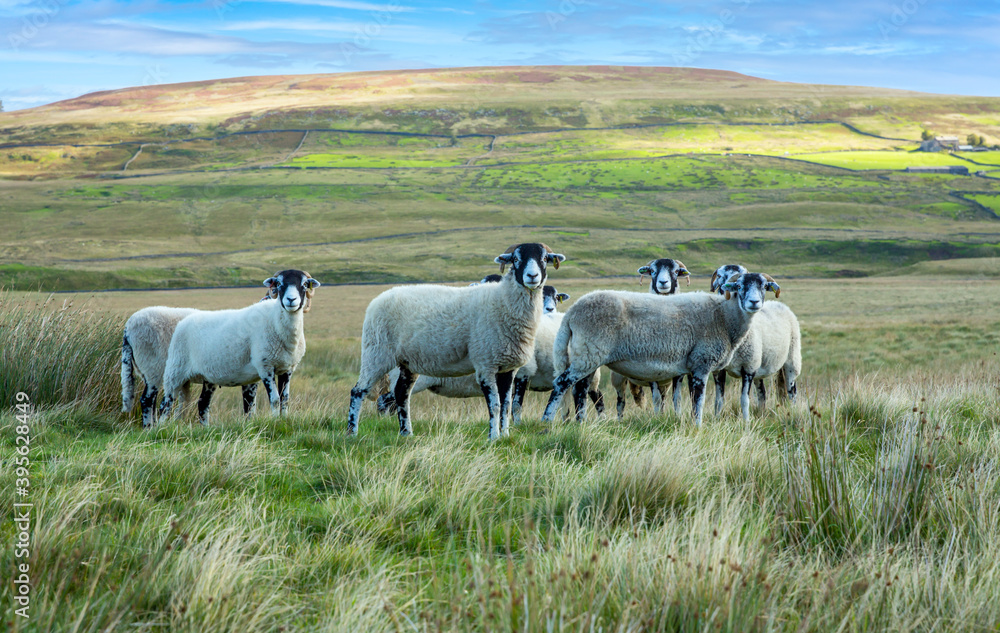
[3,275,1000,632]
[3,66,1000,631]
[790,150,985,171]
[2,68,1000,291]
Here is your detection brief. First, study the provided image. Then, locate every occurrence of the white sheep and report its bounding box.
[346,242,566,441]
[157,269,319,424]
[610,258,689,419]
[708,264,800,419]
[374,285,604,422]
[121,305,262,428]
[541,272,781,427]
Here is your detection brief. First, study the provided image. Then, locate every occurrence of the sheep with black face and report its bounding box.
[346,243,566,441]
[709,264,801,420]
[157,269,320,424]
[375,284,603,422]
[121,305,263,428]
[610,258,690,419]
[542,271,780,427]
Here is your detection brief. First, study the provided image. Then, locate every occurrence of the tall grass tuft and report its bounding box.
[0,292,123,412]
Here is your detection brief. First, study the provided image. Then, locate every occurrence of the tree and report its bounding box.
[967,133,979,146]
[0,99,4,113]
[921,129,934,141]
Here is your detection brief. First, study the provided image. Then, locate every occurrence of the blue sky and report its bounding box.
[1,0,998,111]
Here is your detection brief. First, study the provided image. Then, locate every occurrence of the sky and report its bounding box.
[1,0,998,111]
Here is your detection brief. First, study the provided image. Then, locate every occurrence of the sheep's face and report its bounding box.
[264,269,321,314]
[638,258,690,296]
[721,273,780,314]
[495,243,566,291]
[710,264,748,295]
[542,286,570,314]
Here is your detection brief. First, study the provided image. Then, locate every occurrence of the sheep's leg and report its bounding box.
[740,371,755,422]
[511,377,529,426]
[688,373,709,428]
[630,381,646,408]
[496,370,515,437]
[242,384,258,417]
[755,378,767,412]
[714,371,727,415]
[587,375,605,416]
[140,384,158,429]
[197,382,217,426]
[478,372,502,441]
[572,379,589,422]
[156,394,173,423]
[783,365,798,403]
[543,367,598,423]
[394,365,416,436]
[260,368,280,415]
[671,376,683,414]
[376,392,397,415]
[121,334,135,413]
[277,372,292,416]
[651,382,663,414]
[614,381,627,421]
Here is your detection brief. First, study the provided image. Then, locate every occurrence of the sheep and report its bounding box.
[121,301,265,428]
[541,271,781,427]
[157,269,320,424]
[375,285,604,422]
[610,258,689,420]
[346,242,566,441]
[708,264,800,419]
[708,264,748,414]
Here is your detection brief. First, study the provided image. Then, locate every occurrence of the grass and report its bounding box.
[790,150,989,171]
[4,65,1000,630]
[2,281,1000,630]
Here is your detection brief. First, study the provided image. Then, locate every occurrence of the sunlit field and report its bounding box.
[3,273,1000,632]
[4,64,1000,632]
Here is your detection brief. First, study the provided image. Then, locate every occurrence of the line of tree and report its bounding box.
[967,133,986,147]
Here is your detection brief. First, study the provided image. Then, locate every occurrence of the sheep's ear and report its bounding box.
[765,281,780,298]
[721,281,738,300]
[495,253,514,273]
[305,278,321,290]
[263,277,277,288]
[545,253,565,269]
[637,265,652,276]
[556,292,570,303]
[677,266,691,285]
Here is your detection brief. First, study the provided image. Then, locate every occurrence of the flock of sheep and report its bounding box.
[120,242,801,441]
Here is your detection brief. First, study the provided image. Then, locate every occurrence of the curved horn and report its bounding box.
[710,270,719,291]
[724,273,741,301]
[538,243,560,269]
[302,270,315,313]
[761,273,780,298]
[497,244,518,273]
[675,260,691,286]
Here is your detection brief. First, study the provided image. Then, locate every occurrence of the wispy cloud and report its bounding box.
[1,0,998,110]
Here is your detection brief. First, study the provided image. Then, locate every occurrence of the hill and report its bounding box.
[1,65,999,291]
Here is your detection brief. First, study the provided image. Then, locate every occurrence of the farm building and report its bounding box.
[920,136,961,152]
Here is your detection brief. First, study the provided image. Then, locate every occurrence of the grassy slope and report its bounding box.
[3,278,1000,631]
[1,65,1000,291]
